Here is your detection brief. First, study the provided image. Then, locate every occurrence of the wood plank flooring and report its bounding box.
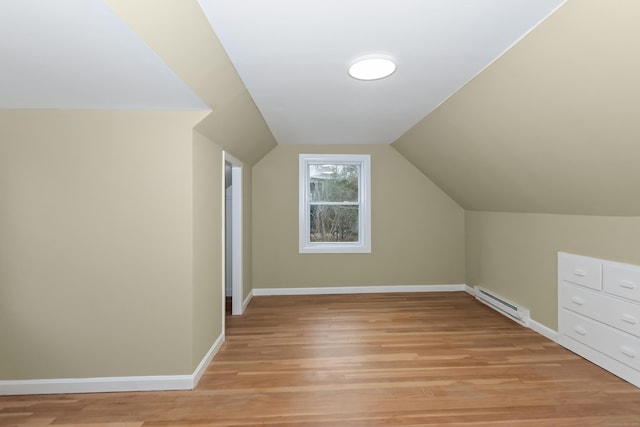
[2,292,640,426]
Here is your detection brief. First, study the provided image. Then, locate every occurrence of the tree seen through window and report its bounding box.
[309,163,359,242]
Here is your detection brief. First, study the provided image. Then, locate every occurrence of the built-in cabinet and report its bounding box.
[558,252,640,388]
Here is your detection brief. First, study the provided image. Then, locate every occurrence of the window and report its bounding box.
[299,154,371,253]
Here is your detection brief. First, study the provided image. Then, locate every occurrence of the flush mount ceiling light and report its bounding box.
[348,56,397,81]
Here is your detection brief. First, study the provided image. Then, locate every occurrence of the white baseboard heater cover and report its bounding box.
[475,286,530,327]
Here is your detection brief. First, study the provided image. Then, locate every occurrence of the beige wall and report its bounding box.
[0,109,227,380]
[252,144,465,289]
[192,131,224,369]
[392,0,640,216]
[466,211,640,330]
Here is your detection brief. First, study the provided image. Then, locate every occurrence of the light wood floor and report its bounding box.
[2,292,640,426]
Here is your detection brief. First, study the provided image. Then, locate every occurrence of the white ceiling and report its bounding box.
[0,0,565,145]
[198,0,565,145]
[0,0,206,110]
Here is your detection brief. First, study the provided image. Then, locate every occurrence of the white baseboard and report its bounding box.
[0,375,194,396]
[529,319,559,343]
[192,332,225,387]
[464,285,475,295]
[242,290,254,312]
[252,284,467,296]
[0,332,225,396]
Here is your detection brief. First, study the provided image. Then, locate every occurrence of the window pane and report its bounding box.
[299,153,370,253]
[309,205,359,242]
[309,163,359,202]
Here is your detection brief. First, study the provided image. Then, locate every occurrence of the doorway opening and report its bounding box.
[224,162,232,313]
[224,152,244,316]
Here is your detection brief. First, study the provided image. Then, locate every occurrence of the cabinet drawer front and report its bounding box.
[604,263,640,303]
[560,283,640,338]
[561,310,640,372]
[558,252,602,290]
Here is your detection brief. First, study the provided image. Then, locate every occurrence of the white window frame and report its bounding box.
[299,154,371,253]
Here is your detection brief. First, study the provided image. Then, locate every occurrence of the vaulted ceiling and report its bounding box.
[0,0,205,109]
[2,0,639,216]
[197,0,564,146]
[2,0,562,146]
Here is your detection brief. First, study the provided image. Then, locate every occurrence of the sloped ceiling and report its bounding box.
[197,0,564,146]
[3,0,564,162]
[0,0,205,110]
[4,0,638,214]
[0,0,277,165]
[392,0,640,216]
[104,0,277,165]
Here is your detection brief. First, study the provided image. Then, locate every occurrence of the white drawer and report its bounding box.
[560,310,640,372]
[558,252,602,290]
[559,282,640,338]
[604,263,640,303]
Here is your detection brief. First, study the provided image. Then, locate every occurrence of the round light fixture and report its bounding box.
[348,57,397,81]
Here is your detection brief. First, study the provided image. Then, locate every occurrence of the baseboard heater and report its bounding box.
[474,286,530,327]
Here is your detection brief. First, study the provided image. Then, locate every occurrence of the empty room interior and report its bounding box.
[2,0,640,425]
